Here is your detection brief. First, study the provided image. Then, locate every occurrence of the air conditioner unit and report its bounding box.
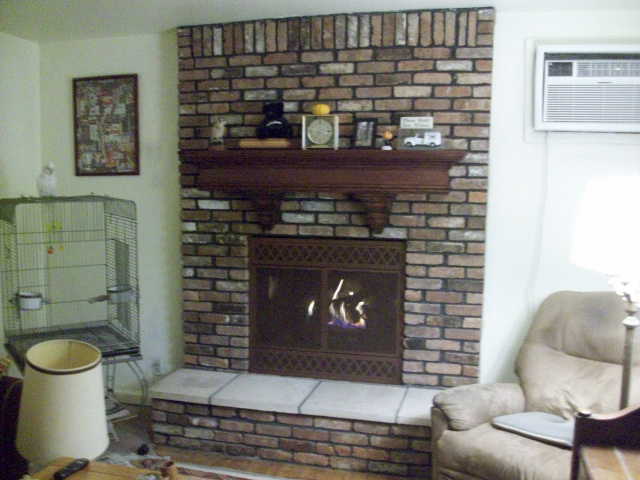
[534,44,640,132]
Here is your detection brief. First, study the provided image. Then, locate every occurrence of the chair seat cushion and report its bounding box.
[491,411,574,448]
[436,422,571,480]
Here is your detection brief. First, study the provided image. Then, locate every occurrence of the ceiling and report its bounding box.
[1,0,638,44]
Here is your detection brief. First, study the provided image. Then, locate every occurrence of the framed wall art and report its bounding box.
[73,74,139,176]
[352,118,377,148]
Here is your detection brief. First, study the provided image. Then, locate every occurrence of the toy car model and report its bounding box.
[403,131,442,147]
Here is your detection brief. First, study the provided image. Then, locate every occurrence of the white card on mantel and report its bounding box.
[400,117,434,129]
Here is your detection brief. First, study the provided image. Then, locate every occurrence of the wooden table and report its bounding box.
[580,446,640,480]
[34,458,167,480]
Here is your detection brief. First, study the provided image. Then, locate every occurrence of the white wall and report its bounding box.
[0,32,183,397]
[0,33,41,196]
[0,33,42,377]
[482,9,640,382]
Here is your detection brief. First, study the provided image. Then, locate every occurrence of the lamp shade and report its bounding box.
[571,175,640,282]
[16,340,109,466]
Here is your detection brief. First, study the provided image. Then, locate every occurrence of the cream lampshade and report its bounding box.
[16,339,109,466]
[571,174,640,409]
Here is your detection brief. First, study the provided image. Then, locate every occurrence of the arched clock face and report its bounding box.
[306,118,334,145]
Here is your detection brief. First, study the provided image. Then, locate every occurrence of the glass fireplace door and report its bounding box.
[249,236,404,384]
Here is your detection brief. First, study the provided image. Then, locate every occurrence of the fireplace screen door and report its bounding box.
[249,236,404,384]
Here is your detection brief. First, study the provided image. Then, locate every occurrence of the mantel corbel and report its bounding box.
[249,193,284,231]
[353,193,396,235]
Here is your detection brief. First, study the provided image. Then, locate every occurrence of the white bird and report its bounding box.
[37,161,57,197]
[210,117,227,145]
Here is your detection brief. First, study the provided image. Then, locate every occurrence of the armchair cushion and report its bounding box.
[515,291,635,419]
[437,423,571,480]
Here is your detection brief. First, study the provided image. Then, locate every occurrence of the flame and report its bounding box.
[328,278,366,329]
[332,279,344,300]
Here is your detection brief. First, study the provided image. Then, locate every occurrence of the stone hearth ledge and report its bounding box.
[150,368,440,426]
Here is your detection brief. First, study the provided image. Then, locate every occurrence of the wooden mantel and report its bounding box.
[180,148,466,233]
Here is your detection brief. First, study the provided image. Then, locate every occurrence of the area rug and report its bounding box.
[99,453,295,480]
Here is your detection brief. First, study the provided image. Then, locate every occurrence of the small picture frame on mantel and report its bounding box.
[352,118,377,148]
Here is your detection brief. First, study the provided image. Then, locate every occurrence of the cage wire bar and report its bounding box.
[0,196,146,402]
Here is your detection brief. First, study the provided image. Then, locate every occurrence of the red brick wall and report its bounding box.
[153,399,431,478]
[178,8,494,388]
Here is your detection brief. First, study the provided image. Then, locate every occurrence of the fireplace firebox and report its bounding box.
[249,236,405,384]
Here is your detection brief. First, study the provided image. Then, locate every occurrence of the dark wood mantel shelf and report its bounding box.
[180,148,466,233]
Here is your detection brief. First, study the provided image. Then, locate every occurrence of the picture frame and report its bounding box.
[73,74,139,176]
[352,118,377,148]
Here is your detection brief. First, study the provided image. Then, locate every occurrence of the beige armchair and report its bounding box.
[431,290,640,480]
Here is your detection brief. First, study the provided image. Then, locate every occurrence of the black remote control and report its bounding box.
[53,458,90,480]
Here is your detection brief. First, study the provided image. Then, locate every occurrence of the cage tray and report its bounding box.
[5,322,139,371]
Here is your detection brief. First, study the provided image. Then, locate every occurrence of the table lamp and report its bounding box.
[570,174,640,409]
[16,339,109,467]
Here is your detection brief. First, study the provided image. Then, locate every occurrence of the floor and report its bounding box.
[106,406,154,456]
[157,445,422,480]
[109,407,423,480]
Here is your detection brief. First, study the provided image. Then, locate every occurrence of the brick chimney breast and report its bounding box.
[178,7,494,388]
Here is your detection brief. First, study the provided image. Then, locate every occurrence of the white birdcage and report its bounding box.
[0,196,140,369]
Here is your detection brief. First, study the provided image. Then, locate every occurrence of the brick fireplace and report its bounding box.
[178,7,493,388]
[157,7,494,476]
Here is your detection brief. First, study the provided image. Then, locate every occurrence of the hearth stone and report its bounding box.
[151,368,438,425]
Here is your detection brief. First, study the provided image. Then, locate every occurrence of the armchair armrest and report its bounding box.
[433,382,525,431]
[430,383,526,480]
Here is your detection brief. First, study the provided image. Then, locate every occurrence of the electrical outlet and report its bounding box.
[151,359,161,376]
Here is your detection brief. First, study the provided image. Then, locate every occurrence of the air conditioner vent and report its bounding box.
[534,44,640,132]
[545,85,640,123]
[577,61,640,78]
